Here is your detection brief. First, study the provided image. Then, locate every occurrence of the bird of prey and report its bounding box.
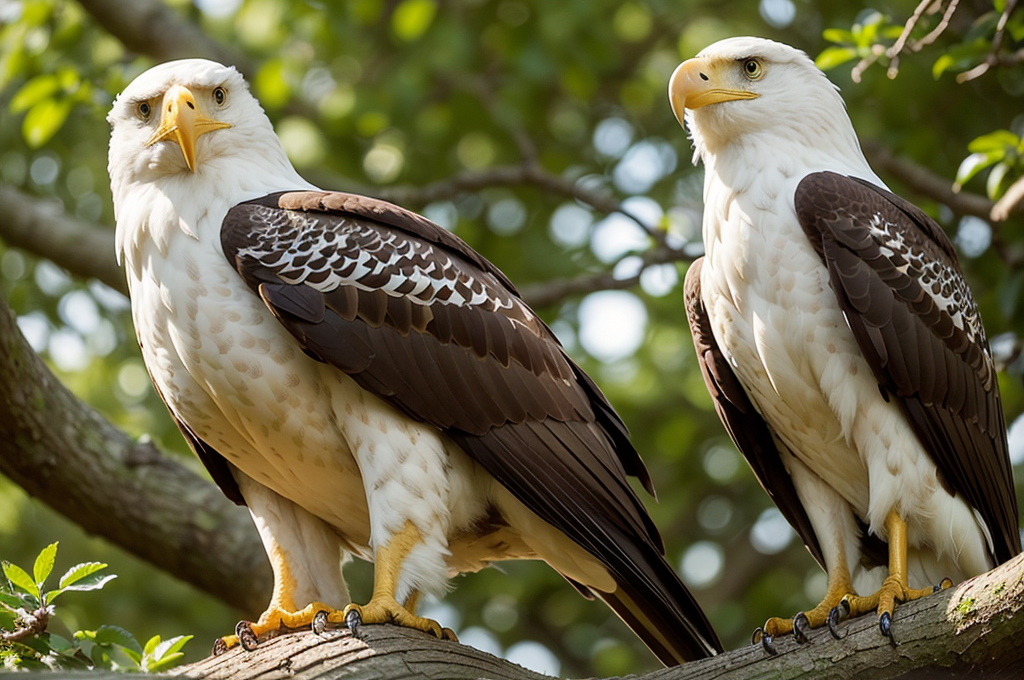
[669,37,1019,647]
[107,58,721,665]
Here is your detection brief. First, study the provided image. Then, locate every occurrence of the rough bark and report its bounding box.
[0,292,270,614]
[179,553,1024,680]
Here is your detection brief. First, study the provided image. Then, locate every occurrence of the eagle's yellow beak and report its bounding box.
[669,58,760,124]
[146,85,231,171]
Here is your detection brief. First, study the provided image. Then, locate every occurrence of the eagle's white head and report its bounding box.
[669,37,872,180]
[108,59,312,267]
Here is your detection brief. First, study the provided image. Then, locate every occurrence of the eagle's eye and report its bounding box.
[742,58,765,80]
[137,101,152,120]
[213,86,227,105]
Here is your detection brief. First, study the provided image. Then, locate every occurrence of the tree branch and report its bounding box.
[861,140,996,219]
[75,0,253,76]
[178,552,1024,680]
[520,246,693,309]
[0,184,126,295]
[0,292,269,615]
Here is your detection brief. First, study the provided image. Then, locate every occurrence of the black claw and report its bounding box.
[212,638,229,656]
[312,610,329,636]
[236,620,259,652]
[751,627,777,655]
[792,612,811,644]
[879,612,896,646]
[826,606,845,640]
[345,609,364,639]
[934,577,954,592]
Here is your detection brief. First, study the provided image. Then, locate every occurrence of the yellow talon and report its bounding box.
[214,601,340,651]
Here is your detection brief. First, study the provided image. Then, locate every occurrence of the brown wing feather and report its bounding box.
[220,190,722,662]
[796,171,1020,564]
[684,259,826,568]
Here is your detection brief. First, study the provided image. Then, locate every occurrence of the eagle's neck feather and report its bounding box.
[114,156,316,280]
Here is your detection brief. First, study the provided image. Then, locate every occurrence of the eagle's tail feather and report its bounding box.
[597,547,722,665]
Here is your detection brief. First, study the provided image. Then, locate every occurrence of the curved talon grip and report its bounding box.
[345,608,364,639]
[312,610,329,636]
[879,611,896,646]
[826,606,845,640]
[934,577,954,592]
[236,620,259,652]
[792,612,811,644]
[751,627,777,655]
[212,638,229,656]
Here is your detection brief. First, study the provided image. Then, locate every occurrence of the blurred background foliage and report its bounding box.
[1,0,1023,676]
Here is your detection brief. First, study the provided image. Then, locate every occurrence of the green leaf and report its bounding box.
[147,652,186,673]
[822,28,854,45]
[46,634,74,653]
[10,74,60,113]
[142,634,161,657]
[22,97,73,148]
[93,625,142,654]
[62,573,116,595]
[955,151,1000,189]
[152,634,191,659]
[392,0,437,42]
[987,160,1011,200]
[932,53,955,79]
[0,590,25,609]
[0,609,17,630]
[32,543,58,589]
[815,46,857,71]
[144,634,192,672]
[3,562,39,600]
[58,562,107,590]
[968,129,1020,153]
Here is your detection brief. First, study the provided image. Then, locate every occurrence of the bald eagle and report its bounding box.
[670,37,1019,647]
[106,59,721,665]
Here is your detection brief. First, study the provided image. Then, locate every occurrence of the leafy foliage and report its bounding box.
[0,542,191,672]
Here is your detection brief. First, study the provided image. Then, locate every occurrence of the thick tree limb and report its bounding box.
[179,553,1024,680]
[75,0,252,75]
[0,184,126,296]
[0,292,269,615]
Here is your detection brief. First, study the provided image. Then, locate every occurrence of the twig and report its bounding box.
[885,0,939,78]
[957,0,1019,82]
[917,0,960,48]
[861,140,994,219]
[991,174,1024,222]
[0,608,50,644]
[521,246,692,309]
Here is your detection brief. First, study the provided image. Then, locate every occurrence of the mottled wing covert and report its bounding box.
[795,171,1020,564]
[220,190,722,662]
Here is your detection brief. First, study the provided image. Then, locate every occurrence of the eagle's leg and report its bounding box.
[334,520,458,641]
[214,475,352,653]
[841,510,942,639]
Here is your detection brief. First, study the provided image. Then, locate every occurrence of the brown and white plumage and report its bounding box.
[670,37,1019,642]
[107,58,721,665]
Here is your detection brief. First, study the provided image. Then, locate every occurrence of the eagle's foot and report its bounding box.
[840,510,941,643]
[213,601,340,652]
[841,575,934,644]
[757,577,854,648]
[339,599,458,642]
